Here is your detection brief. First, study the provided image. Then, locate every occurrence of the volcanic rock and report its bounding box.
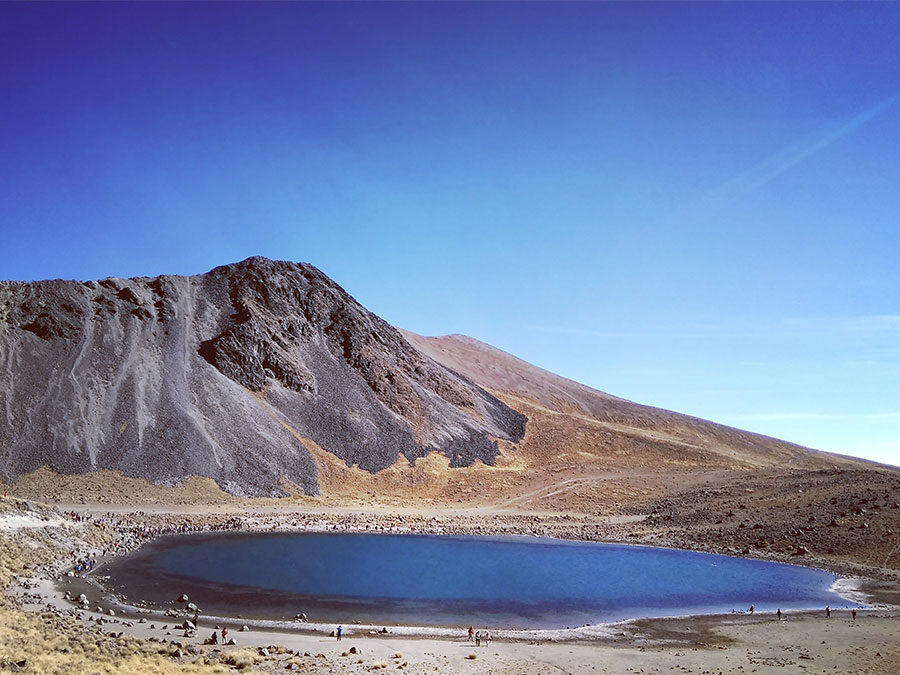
[0,258,525,496]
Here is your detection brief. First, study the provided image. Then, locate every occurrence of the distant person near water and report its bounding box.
[336,625,343,641]
[826,605,831,617]
[852,609,857,621]
[467,626,474,642]
[776,608,782,621]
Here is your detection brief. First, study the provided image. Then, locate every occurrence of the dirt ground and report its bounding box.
[2,487,900,675]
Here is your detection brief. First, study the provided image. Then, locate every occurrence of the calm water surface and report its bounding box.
[104,533,851,628]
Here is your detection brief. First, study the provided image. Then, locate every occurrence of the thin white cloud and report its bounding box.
[529,315,900,340]
[724,412,900,423]
[780,315,900,336]
[704,93,900,206]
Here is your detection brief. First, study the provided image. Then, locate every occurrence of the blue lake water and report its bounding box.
[104,533,853,629]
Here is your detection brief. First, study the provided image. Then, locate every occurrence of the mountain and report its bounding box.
[403,331,824,469]
[0,257,874,501]
[0,257,524,496]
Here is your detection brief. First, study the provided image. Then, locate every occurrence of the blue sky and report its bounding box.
[1,2,898,466]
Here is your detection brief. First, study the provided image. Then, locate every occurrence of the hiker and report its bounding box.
[467,625,474,642]
[337,625,343,641]
[776,608,782,621]
[852,609,857,621]
[826,605,831,617]
[475,630,481,647]
[484,631,492,646]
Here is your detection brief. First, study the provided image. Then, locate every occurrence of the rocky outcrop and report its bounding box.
[0,257,525,496]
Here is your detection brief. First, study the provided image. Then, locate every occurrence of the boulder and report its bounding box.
[178,594,189,602]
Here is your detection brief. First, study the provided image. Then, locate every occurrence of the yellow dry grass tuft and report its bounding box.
[0,597,223,674]
[221,648,261,670]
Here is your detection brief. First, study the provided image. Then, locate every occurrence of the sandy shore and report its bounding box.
[15,575,900,674]
[4,500,900,674]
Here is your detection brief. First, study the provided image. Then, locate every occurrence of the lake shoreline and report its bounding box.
[5,499,900,673]
[66,515,890,643]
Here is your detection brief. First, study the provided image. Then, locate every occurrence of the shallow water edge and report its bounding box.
[95,530,868,635]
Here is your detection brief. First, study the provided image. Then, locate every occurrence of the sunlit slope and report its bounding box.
[403,332,870,473]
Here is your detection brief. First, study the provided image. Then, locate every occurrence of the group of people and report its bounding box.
[738,604,861,623]
[71,553,95,573]
[466,625,492,646]
[771,605,858,622]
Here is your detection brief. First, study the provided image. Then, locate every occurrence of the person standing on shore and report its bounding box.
[826,605,831,617]
[776,609,782,621]
[467,626,474,642]
[336,625,343,641]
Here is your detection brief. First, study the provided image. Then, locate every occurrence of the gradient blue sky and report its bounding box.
[1,2,898,466]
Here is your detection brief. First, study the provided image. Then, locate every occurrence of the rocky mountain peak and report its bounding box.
[0,259,526,496]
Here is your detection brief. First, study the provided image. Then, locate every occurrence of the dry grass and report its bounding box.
[0,598,222,674]
[4,468,238,506]
[0,498,224,674]
[221,648,261,670]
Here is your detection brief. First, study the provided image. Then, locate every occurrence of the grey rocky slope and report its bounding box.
[0,257,525,496]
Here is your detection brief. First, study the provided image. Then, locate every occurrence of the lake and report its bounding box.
[103,532,852,629]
